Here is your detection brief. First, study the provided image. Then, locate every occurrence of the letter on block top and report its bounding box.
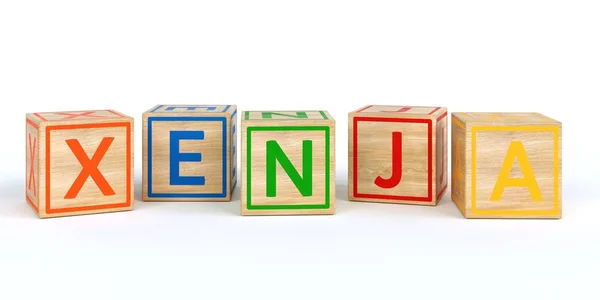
[262,112,308,119]
[166,106,217,111]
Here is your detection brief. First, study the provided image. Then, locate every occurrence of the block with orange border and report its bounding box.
[348,105,448,206]
[451,112,562,219]
[25,110,134,218]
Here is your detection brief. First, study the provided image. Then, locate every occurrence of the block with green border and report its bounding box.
[241,111,336,215]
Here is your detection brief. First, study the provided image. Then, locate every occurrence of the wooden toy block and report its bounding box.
[348,105,448,206]
[241,111,336,215]
[25,110,134,218]
[451,112,562,219]
[142,105,237,201]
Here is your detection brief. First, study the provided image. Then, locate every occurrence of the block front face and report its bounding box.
[352,116,433,203]
[26,119,40,212]
[243,125,334,215]
[150,105,232,113]
[435,112,448,200]
[146,116,228,200]
[356,105,442,115]
[46,122,132,215]
[470,126,560,218]
[245,111,330,120]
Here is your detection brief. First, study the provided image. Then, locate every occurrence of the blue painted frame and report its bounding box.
[147,116,227,198]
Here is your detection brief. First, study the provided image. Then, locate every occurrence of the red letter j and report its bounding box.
[374,132,403,188]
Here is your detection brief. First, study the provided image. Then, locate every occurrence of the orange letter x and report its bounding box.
[58,111,107,119]
[28,133,37,196]
[64,137,116,199]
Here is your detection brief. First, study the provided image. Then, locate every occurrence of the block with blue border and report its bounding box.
[143,104,238,201]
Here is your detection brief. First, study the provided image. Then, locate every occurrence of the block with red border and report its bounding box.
[25,110,134,218]
[348,105,448,205]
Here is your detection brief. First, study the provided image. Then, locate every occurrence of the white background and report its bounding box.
[1,1,599,299]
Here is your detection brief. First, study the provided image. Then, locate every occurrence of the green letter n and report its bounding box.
[261,112,308,119]
[266,140,313,197]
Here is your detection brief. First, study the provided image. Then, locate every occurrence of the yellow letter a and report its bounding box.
[490,141,542,201]
[453,135,463,197]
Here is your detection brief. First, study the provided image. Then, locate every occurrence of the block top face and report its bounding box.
[452,112,560,126]
[351,105,446,118]
[146,105,236,115]
[27,110,131,123]
[243,110,333,121]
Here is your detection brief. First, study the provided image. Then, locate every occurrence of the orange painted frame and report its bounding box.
[45,122,132,214]
[26,118,40,213]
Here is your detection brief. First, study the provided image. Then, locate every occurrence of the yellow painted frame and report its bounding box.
[471,125,560,216]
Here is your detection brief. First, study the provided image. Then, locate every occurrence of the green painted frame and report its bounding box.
[246,126,331,210]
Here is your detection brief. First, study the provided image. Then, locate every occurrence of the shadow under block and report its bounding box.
[25,110,134,218]
[142,105,238,201]
[241,111,336,215]
[451,112,562,219]
[348,105,448,206]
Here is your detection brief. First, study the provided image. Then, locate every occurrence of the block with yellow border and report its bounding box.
[451,112,561,219]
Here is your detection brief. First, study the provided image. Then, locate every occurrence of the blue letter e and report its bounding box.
[170,131,205,185]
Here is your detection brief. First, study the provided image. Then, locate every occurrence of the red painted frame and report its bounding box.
[353,116,433,202]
